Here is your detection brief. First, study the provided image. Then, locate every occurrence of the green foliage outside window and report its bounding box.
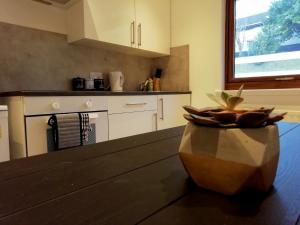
[248,0,300,55]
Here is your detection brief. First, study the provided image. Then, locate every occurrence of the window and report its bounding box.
[225,0,300,89]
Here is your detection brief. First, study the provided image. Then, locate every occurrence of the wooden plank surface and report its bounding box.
[0,157,192,225]
[139,123,300,225]
[0,137,182,217]
[0,122,298,225]
[0,126,184,182]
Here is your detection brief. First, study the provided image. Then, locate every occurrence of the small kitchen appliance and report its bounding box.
[109,71,124,92]
[94,79,105,91]
[72,77,85,91]
[94,73,105,91]
[85,78,94,90]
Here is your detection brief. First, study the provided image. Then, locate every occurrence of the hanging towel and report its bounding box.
[48,113,82,150]
[80,113,92,143]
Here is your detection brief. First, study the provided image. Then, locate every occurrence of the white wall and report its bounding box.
[171,0,300,122]
[171,0,225,108]
[0,0,66,34]
[221,89,300,122]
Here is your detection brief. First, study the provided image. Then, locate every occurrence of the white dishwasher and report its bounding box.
[0,106,10,162]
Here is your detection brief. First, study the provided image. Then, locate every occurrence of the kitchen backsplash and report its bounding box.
[0,22,189,92]
[154,45,189,92]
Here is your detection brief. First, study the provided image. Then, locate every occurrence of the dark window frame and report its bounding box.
[225,0,300,90]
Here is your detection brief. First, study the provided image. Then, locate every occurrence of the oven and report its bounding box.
[23,97,108,157]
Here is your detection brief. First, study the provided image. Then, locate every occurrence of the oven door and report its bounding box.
[25,111,108,157]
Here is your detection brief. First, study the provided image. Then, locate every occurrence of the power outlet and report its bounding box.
[90,72,103,79]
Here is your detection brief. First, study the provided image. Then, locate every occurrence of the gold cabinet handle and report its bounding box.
[138,23,142,47]
[153,113,158,131]
[131,21,135,45]
[160,98,164,120]
[126,103,147,106]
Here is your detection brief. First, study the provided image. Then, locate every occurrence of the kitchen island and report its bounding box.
[0,122,299,225]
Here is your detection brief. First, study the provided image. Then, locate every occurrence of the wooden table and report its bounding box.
[0,122,299,225]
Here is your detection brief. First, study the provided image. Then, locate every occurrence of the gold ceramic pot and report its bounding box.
[179,122,280,195]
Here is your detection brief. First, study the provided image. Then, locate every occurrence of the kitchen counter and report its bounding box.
[0,90,191,97]
[0,122,299,225]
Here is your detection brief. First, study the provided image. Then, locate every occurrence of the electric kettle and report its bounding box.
[109,71,125,92]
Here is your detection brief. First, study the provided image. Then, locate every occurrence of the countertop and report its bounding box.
[0,122,299,225]
[0,90,191,97]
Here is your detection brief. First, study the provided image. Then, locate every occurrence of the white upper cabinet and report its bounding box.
[66,0,170,56]
[84,0,135,48]
[135,0,170,55]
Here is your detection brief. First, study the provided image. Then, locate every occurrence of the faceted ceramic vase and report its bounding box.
[179,122,280,195]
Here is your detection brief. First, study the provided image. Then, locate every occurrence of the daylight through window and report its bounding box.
[226,0,300,89]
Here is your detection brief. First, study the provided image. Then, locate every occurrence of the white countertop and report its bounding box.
[0,105,8,111]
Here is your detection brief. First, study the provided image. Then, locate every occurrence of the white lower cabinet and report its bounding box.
[0,109,10,162]
[157,94,191,130]
[5,94,191,159]
[108,94,191,140]
[26,116,50,157]
[109,110,157,140]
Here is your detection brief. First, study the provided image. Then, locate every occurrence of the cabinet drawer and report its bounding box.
[108,96,157,114]
[23,96,108,115]
[109,110,157,140]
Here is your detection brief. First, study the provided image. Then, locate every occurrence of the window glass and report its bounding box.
[234,0,300,78]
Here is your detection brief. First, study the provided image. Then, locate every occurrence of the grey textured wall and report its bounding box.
[0,22,153,91]
[0,22,189,92]
[154,45,189,92]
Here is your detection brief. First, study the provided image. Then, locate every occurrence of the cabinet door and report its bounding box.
[135,0,171,55]
[83,0,136,47]
[0,112,10,162]
[26,116,50,157]
[109,111,157,140]
[157,94,191,130]
[108,96,157,114]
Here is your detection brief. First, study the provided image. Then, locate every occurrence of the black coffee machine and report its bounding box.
[72,77,85,91]
[94,78,105,91]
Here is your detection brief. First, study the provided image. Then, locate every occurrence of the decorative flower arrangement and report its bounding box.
[183,85,287,128]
